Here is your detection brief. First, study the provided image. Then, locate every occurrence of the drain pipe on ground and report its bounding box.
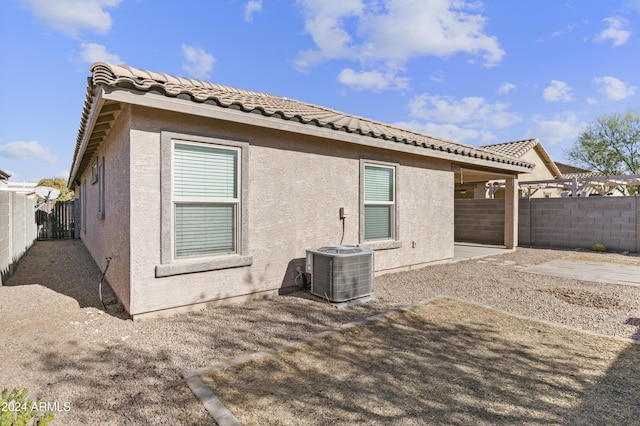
[99,256,113,311]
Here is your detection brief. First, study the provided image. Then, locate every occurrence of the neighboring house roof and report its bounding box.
[0,169,10,180]
[554,162,594,175]
[69,62,534,185]
[481,139,538,158]
[561,172,602,179]
[481,139,562,179]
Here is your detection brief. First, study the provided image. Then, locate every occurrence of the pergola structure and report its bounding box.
[489,174,640,197]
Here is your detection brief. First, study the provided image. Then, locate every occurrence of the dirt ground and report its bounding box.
[201,298,640,425]
[1,240,639,425]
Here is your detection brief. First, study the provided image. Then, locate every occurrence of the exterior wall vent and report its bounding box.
[306,245,374,302]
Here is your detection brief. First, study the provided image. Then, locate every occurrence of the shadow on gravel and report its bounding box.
[28,291,386,424]
[197,299,640,425]
[567,325,640,424]
[35,341,210,424]
[4,240,127,318]
[24,292,640,424]
[11,243,639,424]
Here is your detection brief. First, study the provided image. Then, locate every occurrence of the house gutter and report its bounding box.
[98,87,533,175]
[68,89,105,188]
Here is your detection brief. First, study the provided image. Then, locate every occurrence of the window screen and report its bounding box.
[364,165,395,241]
[173,142,239,258]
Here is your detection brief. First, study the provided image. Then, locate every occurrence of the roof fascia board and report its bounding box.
[533,143,563,178]
[459,167,519,179]
[101,87,532,174]
[69,89,105,187]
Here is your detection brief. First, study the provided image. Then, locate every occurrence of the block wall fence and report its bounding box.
[455,197,640,253]
[0,191,37,285]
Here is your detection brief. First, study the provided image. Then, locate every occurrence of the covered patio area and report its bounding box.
[454,166,521,249]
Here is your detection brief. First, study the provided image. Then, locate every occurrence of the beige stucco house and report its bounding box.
[455,139,561,199]
[68,63,533,319]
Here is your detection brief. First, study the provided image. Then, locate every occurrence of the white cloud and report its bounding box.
[358,0,505,66]
[79,42,121,64]
[21,0,121,38]
[56,169,70,179]
[594,75,637,100]
[295,0,504,90]
[244,0,262,22]
[0,141,57,163]
[396,92,520,144]
[181,45,215,80]
[337,68,409,91]
[530,112,583,145]
[498,82,516,95]
[594,17,631,47]
[429,70,445,83]
[395,121,496,144]
[551,23,575,38]
[295,0,363,69]
[407,93,521,129]
[543,80,574,102]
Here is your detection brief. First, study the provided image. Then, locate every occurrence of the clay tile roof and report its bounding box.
[554,162,593,175]
[482,138,563,179]
[71,63,535,183]
[481,139,539,159]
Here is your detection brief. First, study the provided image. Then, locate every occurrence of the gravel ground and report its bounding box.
[1,240,639,425]
[202,298,640,425]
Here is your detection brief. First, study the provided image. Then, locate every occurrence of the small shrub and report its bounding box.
[0,388,54,426]
[592,243,606,252]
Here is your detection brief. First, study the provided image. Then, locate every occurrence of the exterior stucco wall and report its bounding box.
[518,148,561,198]
[126,106,454,316]
[518,149,554,182]
[489,149,556,199]
[76,106,132,311]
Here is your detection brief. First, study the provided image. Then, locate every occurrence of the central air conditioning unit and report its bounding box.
[306,245,375,303]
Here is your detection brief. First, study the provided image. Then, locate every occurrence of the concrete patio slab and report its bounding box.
[521,260,640,287]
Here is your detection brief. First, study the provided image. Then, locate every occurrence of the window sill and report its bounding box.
[155,254,253,277]
[358,240,402,251]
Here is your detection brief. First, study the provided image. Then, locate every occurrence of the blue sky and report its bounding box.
[1,0,639,183]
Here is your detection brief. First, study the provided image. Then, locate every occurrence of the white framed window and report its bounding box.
[363,164,395,241]
[91,162,98,184]
[172,141,239,259]
[359,160,401,250]
[97,157,105,220]
[157,132,252,277]
[81,179,87,233]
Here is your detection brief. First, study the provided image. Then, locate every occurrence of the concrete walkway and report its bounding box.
[453,242,514,263]
[522,260,640,287]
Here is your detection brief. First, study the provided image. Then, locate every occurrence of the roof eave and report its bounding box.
[533,142,563,179]
[98,87,533,174]
[68,88,105,188]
